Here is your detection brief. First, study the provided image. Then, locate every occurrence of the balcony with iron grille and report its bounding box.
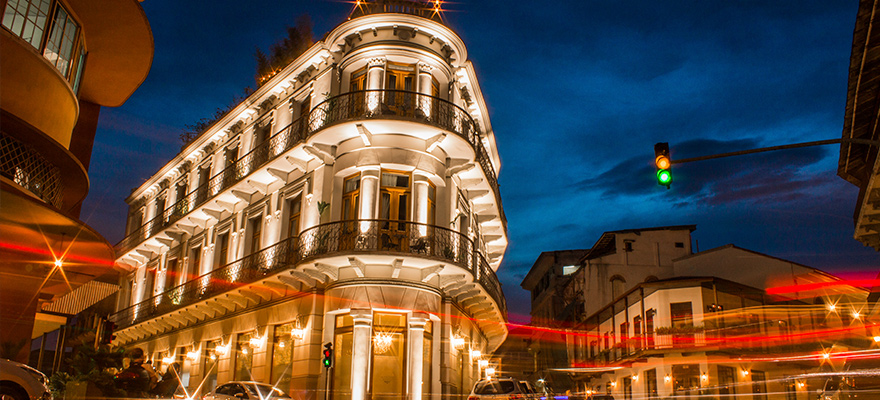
[116,89,505,261]
[110,219,506,343]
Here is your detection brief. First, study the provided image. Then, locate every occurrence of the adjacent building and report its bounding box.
[839,0,880,250]
[0,0,153,362]
[109,2,508,400]
[520,227,877,399]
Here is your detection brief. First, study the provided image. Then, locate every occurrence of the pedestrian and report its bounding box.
[153,362,182,398]
[116,347,156,397]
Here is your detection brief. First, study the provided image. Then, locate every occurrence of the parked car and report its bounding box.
[587,395,615,400]
[0,358,51,400]
[469,378,534,400]
[201,381,290,400]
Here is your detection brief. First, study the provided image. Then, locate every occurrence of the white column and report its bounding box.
[359,167,380,233]
[412,172,430,236]
[417,63,433,118]
[366,58,386,112]
[407,313,429,400]
[350,309,373,400]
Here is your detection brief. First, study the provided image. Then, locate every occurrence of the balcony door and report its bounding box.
[384,63,416,116]
[379,171,410,251]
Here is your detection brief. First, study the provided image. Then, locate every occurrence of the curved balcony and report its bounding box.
[117,89,504,256]
[111,219,506,330]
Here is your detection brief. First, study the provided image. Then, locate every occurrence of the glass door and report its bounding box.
[370,313,406,400]
[379,171,410,251]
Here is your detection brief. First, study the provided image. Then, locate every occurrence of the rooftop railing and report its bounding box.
[111,219,506,329]
[117,89,504,256]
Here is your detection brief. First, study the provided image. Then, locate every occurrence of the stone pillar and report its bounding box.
[350,309,373,400]
[366,58,386,113]
[359,167,380,233]
[408,313,429,400]
[412,172,430,236]
[417,63,433,118]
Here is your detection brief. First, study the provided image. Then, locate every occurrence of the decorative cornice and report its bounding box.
[367,57,386,68]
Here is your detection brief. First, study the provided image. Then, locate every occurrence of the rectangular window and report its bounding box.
[287,196,301,238]
[751,370,767,400]
[644,369,658,399]
[672,364,700,396]
[342,173,360,221]
[42,3,79,76]
[646,309,655,349]
[166,258,180,288]
[271,324,293,391]
[248,217,262,255]
[215,232,229,268]
[622,377,632,400]
[202,342,218,392]
[234,334,253,381]
[188,246,201,280]
[718,366,735,396]
[2,0,51,50]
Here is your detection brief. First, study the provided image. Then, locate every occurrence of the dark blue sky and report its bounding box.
[82,0,879,323]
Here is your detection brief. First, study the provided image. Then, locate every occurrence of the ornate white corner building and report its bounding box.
[111,2,508,399]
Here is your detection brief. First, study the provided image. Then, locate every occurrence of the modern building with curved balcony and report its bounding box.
[110,2,508,399]
[0,0,152,362]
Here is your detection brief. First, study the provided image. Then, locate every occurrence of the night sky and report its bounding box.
[82,0,879,323]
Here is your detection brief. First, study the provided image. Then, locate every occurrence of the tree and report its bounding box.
[255,15,314,85]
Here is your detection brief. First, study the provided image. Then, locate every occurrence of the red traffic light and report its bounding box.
[322,342,333,368]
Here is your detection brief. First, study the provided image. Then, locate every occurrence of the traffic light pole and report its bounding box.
[669,138,880,165]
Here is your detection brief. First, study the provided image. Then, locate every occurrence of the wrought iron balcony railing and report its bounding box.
[111,219,506,330]
[117,89,504,256]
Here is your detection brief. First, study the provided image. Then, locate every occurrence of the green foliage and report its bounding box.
[317,201,330,217]
[255,15,314,85]
[48,345,126,398]
[654,324,704,335]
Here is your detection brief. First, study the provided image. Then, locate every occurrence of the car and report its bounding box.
[201,381,290,400]
[0,358,52,400]
[587,395,615,400]
[468,378,534,400]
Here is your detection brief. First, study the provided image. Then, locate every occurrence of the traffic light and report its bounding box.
[654,142,672,188]
[322,342,333,368]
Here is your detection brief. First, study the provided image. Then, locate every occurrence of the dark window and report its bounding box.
[215,232,229,268]
[287,196,301,238]
[718,366,735,395]
[249,217,262,254]
[751,370,767,400]
[675,242,684,248]
[188,246,201,279]
[644,369,658,399]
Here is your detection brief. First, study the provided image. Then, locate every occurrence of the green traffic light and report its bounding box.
[657,169,672,185]
[323,359,331,367]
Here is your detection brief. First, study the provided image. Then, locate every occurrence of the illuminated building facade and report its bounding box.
[110,2,508,399]
[840,0,880,250]
[522,234,876,400]
[0,0,152,362]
